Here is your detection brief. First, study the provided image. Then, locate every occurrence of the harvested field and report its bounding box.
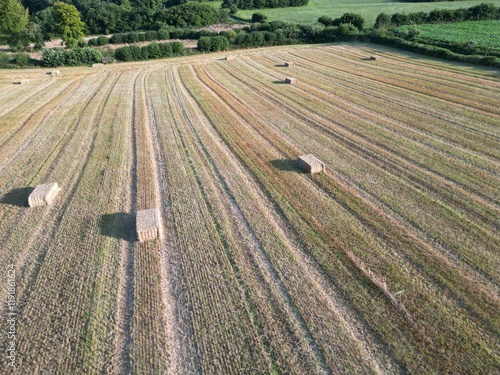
[0,44,499,374]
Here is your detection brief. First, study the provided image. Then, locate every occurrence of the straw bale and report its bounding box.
[137,208,160,242]
[51,70,60,76]
[28,182,61,207]
[284,62,294,67]
[92,63,104,68]
[285,77,297,84]
[297,154,325,174]
[15,80,29,84]
[370,55,380,61]
[225,55,235,61]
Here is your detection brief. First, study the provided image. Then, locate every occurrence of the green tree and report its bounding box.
[53,2,85,48]
[339,13,364,31]
[0,0,29,51]
[374,13,391,29]
[252,12,267,23]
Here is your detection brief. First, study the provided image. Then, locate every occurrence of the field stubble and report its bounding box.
[0,44,498,374]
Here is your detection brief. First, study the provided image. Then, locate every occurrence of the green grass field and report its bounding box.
[237,0,500,27]
[397,20,500,50]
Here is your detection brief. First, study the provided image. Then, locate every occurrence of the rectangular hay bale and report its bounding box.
[15,80,29,85]
[28,182,61,207]
[51,70,60,76]
[92,63,104,68]
[297,154,325,174]
[285,77,297,84]
[370,55,380,61]
[136,208,160,242]
[284,62,294,67]
[225,55,235,61]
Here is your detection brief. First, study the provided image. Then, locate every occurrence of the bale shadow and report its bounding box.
[273,80,287,84]
[270,159,302,172]
[1,187,34,207]
[275,64,287,67]
[99,212,135,241]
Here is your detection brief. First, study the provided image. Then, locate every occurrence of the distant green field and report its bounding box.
[236,0,500,27]
[397,20,500,50]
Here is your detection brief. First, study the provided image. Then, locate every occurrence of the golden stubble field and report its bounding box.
[0,44,499,374]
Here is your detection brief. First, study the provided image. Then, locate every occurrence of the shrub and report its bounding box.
[158,29,170,40]
[147,42,162,58]
[42,48,65,67]
[318,16,333,26]
[110,33,124,44]
[97,36,109,46]
[14,53,30,67]
[198,36,230,52]
[87,38,98,46]
[374,13,391,29]
[171,41,185,55]
[338,13,364,31]
[159,42,173,57]
[0,52,9,68]
[252,13,268,23]
[145,30,158,41]
[115,46,132,61]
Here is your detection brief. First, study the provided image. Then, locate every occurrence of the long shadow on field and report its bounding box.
[100,212,136,241]
[270,159,302,173]
[272,80,287,85]
[1,187,34,207]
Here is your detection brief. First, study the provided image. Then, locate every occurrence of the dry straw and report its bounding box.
[28,182,62,207]
[297,154,325,174]
[136,208,161,242]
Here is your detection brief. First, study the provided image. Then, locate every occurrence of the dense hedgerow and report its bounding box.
[42,47,102,67]
[222,0,309,11]
[114,41,184,61]
[197,36,230,52]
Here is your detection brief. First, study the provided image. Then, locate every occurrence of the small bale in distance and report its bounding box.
[284,62,294,67]
[285,77,297,84]
[370,55,380,61]
[28,182,62,207]
[15,80,29,85]
[92,63,104,68]
[51,70,60,76]
[225,55,235,61]
[136,209,161,242]
[296,154,325,174]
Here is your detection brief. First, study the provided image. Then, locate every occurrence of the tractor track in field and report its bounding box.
[286,49,500,116]
[228,56,500,230]
[113,71,140,375]
[0,72,117,274]
[188,63,406,374]
[0,78,86,175]
[141,68,173,372]
[215,57,500,291]
[194,62,500,336]
[218,58,499,233]
[261,52,500,158]
[317,46,500,102]
[273,51,500,141]
[177,65,399,374]
[0,79,58,118]
[1,72,122,373]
